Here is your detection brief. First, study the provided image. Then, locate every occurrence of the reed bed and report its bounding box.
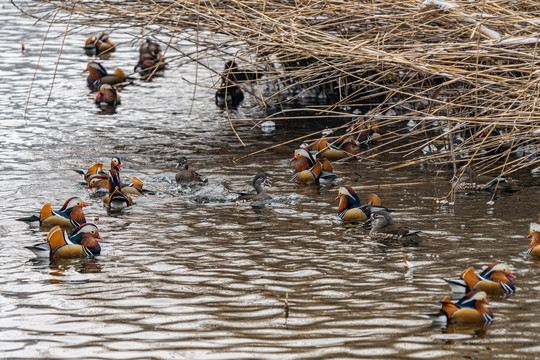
[20,0,540,186]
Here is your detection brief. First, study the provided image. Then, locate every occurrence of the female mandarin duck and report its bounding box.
[336,187,386,221]
[26,223,102,258]
[444,262,516,295]
[84,32,115,55]
[237,174,272,202]
[17,197,90,229]
[215,79,244,108]
[350,121,381,145]
[74,163,106,182]
[140,38,163,56]
[430,291,493,325]
[291,148,336,184]
[103,156,132,208]
[85,61,129,90]
[527,222,540,256]
[95,84,121,107]
[27,225,101,258]
[175,156,205,184]
[368,211,422,243]
[311,137,358,161]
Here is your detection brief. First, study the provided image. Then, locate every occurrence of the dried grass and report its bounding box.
[20,0,540,184]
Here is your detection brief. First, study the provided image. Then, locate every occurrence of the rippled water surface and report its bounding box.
[2,3,540,359]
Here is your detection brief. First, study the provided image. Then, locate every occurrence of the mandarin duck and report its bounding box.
[335,187,386,221]
[237,173,272,202]
[351,121,381,146]
[134,52,166,78]
[429,291,493,325]
[74,162,106,182]
[27,225,101,258]
[140,38,163,56]
[84,32,115,55]
[95,84,121,107]
[311,137,358,161]
[88,175,146,196]
[17,197,90,229]
[222,61,263,83]
[451,167,517,192]
[175,156,205,184]
[85,61,129,91]
[368,211,422,243]
[444,262,515,295]
[215,79,244,108]
[291,148,336,184]
[527,222,540,256]
[103,156,132,209]
[26,223,102,258]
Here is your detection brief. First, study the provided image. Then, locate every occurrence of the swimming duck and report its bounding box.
[335,187,385,221]
[134,52,166,78]
[175,156,205,184]
[352,121,381,145]
[26,223,102,258]
[444,262,515,295]
[88,175,145,196]
[451,167,517,192]
[84,61,128,90]
[311,137,357,161]
[368,211,422,242]
[527,222,540,256]
[291,149,336,184]
[430,291,493,325]
[17,197,90,229]
[237,173,272,202]
[84,32,115,55]
[103,156,132,209]
[139,38,163,56]
[27,225,101,258]
[221,61,263,83]
[95,84,121,107]
[74,162,106,182]
[215,79,244,108]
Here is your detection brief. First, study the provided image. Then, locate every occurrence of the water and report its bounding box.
[2,2,540,358]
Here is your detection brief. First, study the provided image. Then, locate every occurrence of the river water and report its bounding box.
[2,2,540,359]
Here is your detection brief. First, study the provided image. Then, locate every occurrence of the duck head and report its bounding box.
[291,148,316,165]
[176,156,189,170]
[335,186,360,205]
[69,223,103,243]
[59,197,90,212]
[481,262,515,278]
[253,173,271,192]
[111,156,122,171]
[84,61,108,76]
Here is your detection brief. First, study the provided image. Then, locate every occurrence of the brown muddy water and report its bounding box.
[2,3,540,359]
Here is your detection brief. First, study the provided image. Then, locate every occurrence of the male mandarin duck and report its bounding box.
[134,52,166,78]
[95,84,121,107]
[26,223,102,258]
[215,79,244,108]
[335,187,386,221]
[84,32,115,55]
[430,291,493,325]
[103,156,132,209]
[27,225,101,258]
[351,121,381,145]
[444,262,515,295]
[311,137,358,161]
[74,162,105,182]
[237,173,272,202]
[175,156,205,184]
[291,148,336,184]
[85,61,129,90]
[527,222,540,256]
[368,211,422,243]
[88,175,145,196]
[451,167,517,192]
[17,197,90,229]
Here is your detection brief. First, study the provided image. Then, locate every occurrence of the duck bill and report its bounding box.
[96,234,103,240]
[117,164,122,170]
[528,233,533,238]
[264,179,272,187]
[335,194,340,200]
[290,156,296,161]
[83,203,91,207]
[508,272,516,278]
[86,185,93,191]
